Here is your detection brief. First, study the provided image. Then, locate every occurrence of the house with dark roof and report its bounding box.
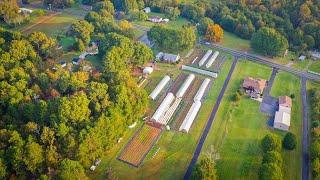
[156,52,180,63]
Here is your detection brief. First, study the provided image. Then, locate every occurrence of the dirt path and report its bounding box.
[21,12,61,33]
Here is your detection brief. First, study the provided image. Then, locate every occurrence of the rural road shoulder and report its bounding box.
[301,77,309,180]
[184,57,238,179]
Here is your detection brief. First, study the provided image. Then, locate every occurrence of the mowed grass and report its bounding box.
[88,52,234,180]
[309,61,320,73]
[270,72,302,180]
[17,12,82,37]
[199,60,280,179]
[218,31,251,52]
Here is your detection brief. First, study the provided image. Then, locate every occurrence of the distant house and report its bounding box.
[274,96,292,131]
[52,61,67,70]
[72,57,81,65]
[311,51,320,60]
[242,77,267,98]
[156,52,180,63]
[143,7,151,13]
[298,55,306,61]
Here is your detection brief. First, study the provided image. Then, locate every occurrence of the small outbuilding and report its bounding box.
[72,57,80,65]
[143,67,154,74]
[143,7,151,13]
[156,52,180,63]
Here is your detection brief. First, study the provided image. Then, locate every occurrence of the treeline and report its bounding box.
[143,0,320,55]
[259,133,297,180]
[147,25,196,53]
[0,1,153,179]
[310,89,320,179]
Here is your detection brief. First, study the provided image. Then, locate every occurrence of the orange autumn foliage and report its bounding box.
[205,24,224,43]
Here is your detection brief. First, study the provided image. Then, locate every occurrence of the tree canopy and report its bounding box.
[251,27,289,57]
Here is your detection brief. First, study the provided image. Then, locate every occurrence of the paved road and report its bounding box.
[301,77,309,180]
[184,58,238,179]
[211,44,320,82]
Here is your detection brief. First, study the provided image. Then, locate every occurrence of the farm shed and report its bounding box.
[205,51,219,68]
[194,78,211,102]
[176,74,195,98]
[181,65,218,78]
[156,52,180,63]
[179,101,202,133]
[149,75,170,100]
[152,93,175,122]
[143,67,153,74]
[198,50,212,67]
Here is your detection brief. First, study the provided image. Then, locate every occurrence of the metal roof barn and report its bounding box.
[176,74,195,98]
[149,75,170,100]
[179,101,202,133]
[194,78,211,102]
[205,51,219,68]
[151,93,175,122]
[198,50,212,67]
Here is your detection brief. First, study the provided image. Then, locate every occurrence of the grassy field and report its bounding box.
[199,60,272,179]
[88,51,234,180]
[15,8,84,37]
[309,61,320,73]
[218,31,251,52]
[270,72,302,179]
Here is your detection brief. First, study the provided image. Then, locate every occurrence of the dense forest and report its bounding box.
[0,1,153,178]
[144,0,320,54]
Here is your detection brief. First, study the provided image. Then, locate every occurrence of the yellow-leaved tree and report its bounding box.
[205,24,224,43]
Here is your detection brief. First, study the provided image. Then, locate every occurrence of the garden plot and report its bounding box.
[118,124,162,167]
[168,73,188,94]
[186,48,206,65]
[170,78,203,130]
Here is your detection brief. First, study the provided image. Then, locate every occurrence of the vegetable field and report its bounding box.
[118,125,162,167]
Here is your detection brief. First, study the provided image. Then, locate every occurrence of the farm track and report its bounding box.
[118,124,162,167]
[186,49,205,65]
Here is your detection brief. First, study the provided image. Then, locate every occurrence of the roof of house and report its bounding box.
[163,53,180,61]
[279,96,292,108]
[274,110,291,126]
[242,77,267,92]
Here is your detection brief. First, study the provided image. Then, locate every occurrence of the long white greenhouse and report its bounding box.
[151,92,175,122]
[193,78,211,102]
[205,51,219,68]
[176,74,195,98]
[198,50,212,67]
[179,101,202,133]
[149,75,170,100]
[181,65,218,78]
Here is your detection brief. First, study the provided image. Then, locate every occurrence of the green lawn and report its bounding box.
[16,8,84,37]
[199,60,272,179]
[88,51,234,180]
[59,37,76,50]
[218,31,251,52]
[309,61,320,73]
[270,72,302,179]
